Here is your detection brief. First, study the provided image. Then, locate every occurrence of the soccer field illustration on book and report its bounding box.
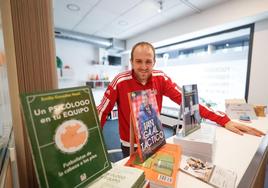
[128,89,166,161]
[20,86,111,188]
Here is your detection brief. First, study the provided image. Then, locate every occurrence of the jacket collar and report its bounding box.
[131,69,153,86]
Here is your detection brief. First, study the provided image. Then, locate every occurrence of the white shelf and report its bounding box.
[86,80,110,89]
[109,108,118,120]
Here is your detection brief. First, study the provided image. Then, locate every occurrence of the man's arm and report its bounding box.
[97,84,117,128]
[199,104,265,136]
[160,71,265,137]
[224,120,265,136]
[161,72,230,126]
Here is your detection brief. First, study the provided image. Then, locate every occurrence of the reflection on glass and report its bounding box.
[0,16,13,173]
[156,27,251,111]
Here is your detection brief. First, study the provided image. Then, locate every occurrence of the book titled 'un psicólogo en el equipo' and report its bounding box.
[128,89,166,162]
[125,143,182,188]
[20,86,111,188]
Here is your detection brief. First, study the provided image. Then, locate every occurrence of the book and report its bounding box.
[20,86,112,188]
[225,99,257,120]
[174,124,216,162]
[128,89,166,162]
[88,165,146,188]
[180,156,237,188]
[125,143,182,188]
[178,84,201,137]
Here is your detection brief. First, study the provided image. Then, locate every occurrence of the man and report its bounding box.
[97,41,265,157]
[189,96,196,126]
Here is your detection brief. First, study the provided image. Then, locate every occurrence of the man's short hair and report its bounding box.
[130,42,155,61]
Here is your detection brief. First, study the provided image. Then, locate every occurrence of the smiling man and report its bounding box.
[97,41,265,158]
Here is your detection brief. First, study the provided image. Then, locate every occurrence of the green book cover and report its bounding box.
[20,86,111,188]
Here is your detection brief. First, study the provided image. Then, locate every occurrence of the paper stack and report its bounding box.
[173,125,216,162]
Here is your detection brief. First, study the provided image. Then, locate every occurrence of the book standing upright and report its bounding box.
[128,89,166,162]
[127,89,182,188]
[177,84,201,137]
[20,86,111,188]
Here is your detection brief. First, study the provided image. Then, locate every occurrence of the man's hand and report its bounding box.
[224,120,266,137]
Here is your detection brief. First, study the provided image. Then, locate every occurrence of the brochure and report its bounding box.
[180,156,237,188]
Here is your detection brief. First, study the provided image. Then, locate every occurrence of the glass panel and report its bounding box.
[156,26,251,111]
[0,14,13,173]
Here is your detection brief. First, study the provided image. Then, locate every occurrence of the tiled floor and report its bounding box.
[102,119,174,162]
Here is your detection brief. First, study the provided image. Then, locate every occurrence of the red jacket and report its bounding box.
[97,70,230,145]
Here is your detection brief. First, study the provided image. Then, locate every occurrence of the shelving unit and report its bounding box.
[86,80,110,89]
[109,106,118,120]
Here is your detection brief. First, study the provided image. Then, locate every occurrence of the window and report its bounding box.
[156,25,253,111]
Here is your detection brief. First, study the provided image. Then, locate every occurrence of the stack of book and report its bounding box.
[88,165,149,188]
[173,125,216,162]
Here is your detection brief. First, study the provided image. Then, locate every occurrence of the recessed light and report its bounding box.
[118,20,128,26]
[67,3,80,11]
[157,0,163,13]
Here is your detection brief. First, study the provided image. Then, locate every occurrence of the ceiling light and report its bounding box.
[67,4,80,11]
[158,0,163,13]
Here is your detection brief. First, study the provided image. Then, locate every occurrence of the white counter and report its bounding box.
[116,117,268,188]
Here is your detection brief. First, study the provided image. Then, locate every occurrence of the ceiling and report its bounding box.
[53,0,231,40]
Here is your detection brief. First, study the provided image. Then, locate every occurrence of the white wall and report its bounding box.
[55,38,98,84]
[55,38,122,88]
[248,18,268,106]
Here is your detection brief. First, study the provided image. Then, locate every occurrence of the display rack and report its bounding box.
[86,80,110,89]
[109,106,118,120]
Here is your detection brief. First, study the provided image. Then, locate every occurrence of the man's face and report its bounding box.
[142,94,149,106]
[131,45,155,84]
